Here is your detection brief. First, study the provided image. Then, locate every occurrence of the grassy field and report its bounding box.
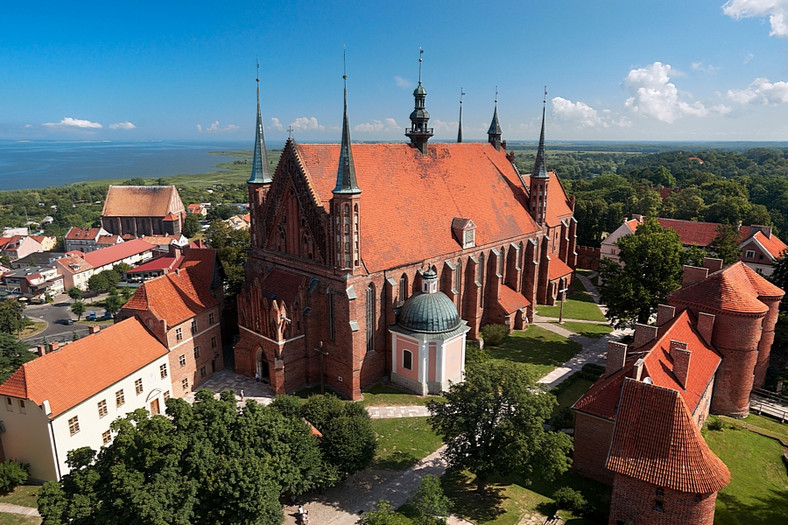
[705,424,788,525]
[18,322,46,339]
[361,382,445,407]
[554,321,612,338]
[487,326,583,378]
[371,417,442,471]
[0,485,39,508]
[552,375,596,412]
[0,515,40,525]
[536,278,606,322]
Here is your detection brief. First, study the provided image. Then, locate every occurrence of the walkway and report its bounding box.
[0,502,40,518]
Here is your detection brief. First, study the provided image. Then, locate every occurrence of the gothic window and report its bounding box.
[302,230,313,260]
[366,284,375,353]
[277,224,286,252]
[477,253,485,296]
[327,288,335,340]
[498,246,505,276]
[399,273,408,303]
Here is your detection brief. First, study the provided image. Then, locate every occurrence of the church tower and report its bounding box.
[529,90,549,226]
[487,90,502,150]
[330,69,362,274]
[248,63,273,248]
[405,49,433,154]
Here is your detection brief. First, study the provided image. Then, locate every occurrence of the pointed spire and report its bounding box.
[457,88,465,143]
[532,86,549,179]
[405,48,433,154]
[487,87,502,150]
[248,61,272,185]
[334,48,361,195]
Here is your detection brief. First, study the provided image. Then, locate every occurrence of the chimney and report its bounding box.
[605,341,628,376]
[49,341,59,352]
[633,358,645,381]
[633,323,658,349]
[656,304,675,327]
[697,312,715,345]
[682,265,709,287]
[632,214,643,222]
[751,224,772,239]
[671,342,692,389]
[42,399,52,416]
[702,257,723,273]
[37,345,46,357]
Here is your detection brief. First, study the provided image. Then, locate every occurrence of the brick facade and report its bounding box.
[609,476,717,525]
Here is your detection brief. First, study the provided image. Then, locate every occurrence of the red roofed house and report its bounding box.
[0,318,171,481]
[63,227,114,253]
[117,259,223,396]
[602,215,787,275]
[0,235,44,262]
[232,73,576,399]
[101,185,185,238]
[82,238,154,274]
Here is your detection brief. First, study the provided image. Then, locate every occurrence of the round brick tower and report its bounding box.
[750,284,783,389]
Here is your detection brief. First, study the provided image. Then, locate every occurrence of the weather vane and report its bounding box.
[418,47,423,84]
[495,85,498,105]
[543,85,547,105]
[460,87,465,104]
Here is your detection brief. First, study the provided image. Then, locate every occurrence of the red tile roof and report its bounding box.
[295,143,572,273]
[606,378,730,493]
[54,255,93,275]
[670,261,784,314]
[498,284,531,313]
[573,309,721,420]
[122,267,218,326]
[749,230,788,259]
[548,256,573,281]
[64,227,103,241]
[126,256,181,274]
[0,318,168,418]
[655,218,721,247]
[96,235,122,245]
[102,186,184,217]
[176,247,218,285]
[83,238,153,269]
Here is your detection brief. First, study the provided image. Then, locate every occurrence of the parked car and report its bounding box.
[101,312,112,320]
[86,311,96,321]
[60,319,74,325]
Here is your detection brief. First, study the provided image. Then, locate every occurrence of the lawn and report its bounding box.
[0,515,41,525]
[705,425,788,525]
[18,322,46,339]
[361,382,445,407]
[536,278,606,322]
[371,417,442,471]
[0,485,39,508]
[487,326,583,378]
[554,321,612,338]
[552,374,596,412]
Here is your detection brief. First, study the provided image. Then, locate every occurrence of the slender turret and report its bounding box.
[487,88,502,150]
[529,88,550,225]
[405,49,434,154]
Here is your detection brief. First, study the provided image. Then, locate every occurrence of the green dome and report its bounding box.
[398,288,462,334]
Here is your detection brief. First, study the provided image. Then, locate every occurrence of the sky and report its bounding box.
[3,1,788,143]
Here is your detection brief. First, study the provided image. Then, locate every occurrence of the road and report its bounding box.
[22,295,109,348]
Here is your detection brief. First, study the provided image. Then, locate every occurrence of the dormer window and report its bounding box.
[452,218,476,249]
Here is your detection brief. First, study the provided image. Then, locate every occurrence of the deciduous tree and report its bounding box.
[70,301,86,321]
[710,223,743,266]
[0,333,36,383]
[0,299,26,335]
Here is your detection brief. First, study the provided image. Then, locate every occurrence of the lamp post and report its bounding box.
[558,287,569,325]
[313,341,328,394]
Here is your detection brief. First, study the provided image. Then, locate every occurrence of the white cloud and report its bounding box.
[270,117,284,131]
[744,52,754,64]
[727,77,788,104]
[109,121,136,130]
[43,117,102,129]
[354,118,399,133]
[197,121,239,133]
[623,62,729,122]
[24,124,32,128]
[290,116,325,132]
[723,0,788,37]
[691,61,721,73]
[394,76,413,89]
[551,97,631,128]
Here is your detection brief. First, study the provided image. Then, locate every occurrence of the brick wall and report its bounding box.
[572,412,614,484]
[576,246,600,270]
[609,475,717,525]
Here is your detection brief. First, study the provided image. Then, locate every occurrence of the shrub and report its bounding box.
[465,342,490,364]
[411,474,450,524]
[553,486,587,514]
[707,416,725,431]
[550,407,574,430]
[480,324,508,347]
[0,461,29,494]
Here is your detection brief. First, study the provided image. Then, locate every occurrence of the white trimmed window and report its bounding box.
[135,378,143,395]
[182,378,189,391]
[746,249,756,259]
[175,327,183,341]
[68,416,80,436]
[194,346,200,359]
[160,363,168,379]
[102,430,111,444]
[116,389,125,407]
[98,400,108,418]
[403,350,413,370]
[179,354,186,367]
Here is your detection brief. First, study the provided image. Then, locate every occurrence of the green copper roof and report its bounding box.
[397,270,462,333]
[248,81,272,185]
[532,104,549,179]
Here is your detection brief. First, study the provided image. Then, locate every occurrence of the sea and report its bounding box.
[0,140,268,191]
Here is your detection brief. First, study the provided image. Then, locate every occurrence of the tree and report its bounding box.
[427,361,572,494]
[411,474,450,524]
[87,273,109,295]
[0,333,36,383]
[599,218,684,326]
[67,287,82,303]
[356,500,400,525]
[205,219,250,299]
[709,223,742,266]
[183,213,201,238]
[70,301,86,321]
[104,293,124,319]
[0,299,26,335]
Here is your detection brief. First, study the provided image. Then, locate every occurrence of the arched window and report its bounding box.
[366,284,375,353]
[499,246,505,276]
[399,273,408,303]
[327,288,335,340]
[403,350,413,370]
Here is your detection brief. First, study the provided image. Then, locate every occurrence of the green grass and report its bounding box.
[361,382,445,407]
[0,485,39,508]
[552,375,596,412]
[739,412,788,442]
[0,514,41,525]
[554,321,613,338]
[535,278,606,322]
[705,425,788,525]
[18,322,46,339]
[371,417,442,470]
[487,326,583,378]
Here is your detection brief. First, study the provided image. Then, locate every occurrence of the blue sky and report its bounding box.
[3,1,788,142]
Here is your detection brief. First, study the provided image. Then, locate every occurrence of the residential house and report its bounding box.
[0,236,44,262]
[63,227,113,253]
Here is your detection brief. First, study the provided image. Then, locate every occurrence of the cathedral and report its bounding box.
[233,65,577,400]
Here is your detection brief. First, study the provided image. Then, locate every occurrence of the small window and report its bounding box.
[746,249,756,259]
[175,327,183,341]
[135,378,143,395]
[102,430,111,444]
[403,350,413,370]
[200,366,207,378]
[194,346,201,359]
[6,397,12,412]
[654,500,664,513]
[116,389,125,407]
[163,390,170,402]
[191,319,197,334]
[97,400,108,418]
[182,378,189,391]
[209,312,215,325]
[68,416,80,436]
[18,399,25,414]
[179,354,186,367]
[160,363,168,379]
[211,336,217,349]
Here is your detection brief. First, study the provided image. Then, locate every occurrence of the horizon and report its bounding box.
[3,1,788,143]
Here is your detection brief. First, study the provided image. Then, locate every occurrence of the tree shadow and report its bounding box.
[440,468,506,523]
[716,487,788,524]
[372,450,419,471]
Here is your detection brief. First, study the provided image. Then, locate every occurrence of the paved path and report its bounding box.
[0,502,40,517]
